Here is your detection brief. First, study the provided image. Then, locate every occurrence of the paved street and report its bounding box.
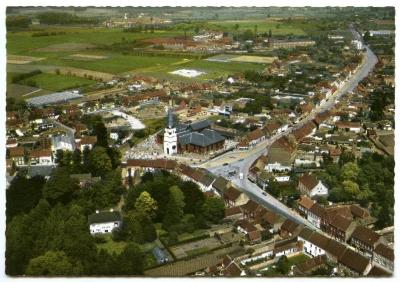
[199,28,378,229]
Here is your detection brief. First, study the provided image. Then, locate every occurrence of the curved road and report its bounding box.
[200,29,378,228]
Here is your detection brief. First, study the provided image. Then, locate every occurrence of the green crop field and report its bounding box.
[33,53,185,74]
[7,27,184,55]
[17,73,96,92]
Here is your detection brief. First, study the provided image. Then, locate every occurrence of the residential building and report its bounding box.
[338,248,372,276]
[373,243,394,272]
[88,210,122,235]
[350,226,381,257]
[297,173,328,198]
[326,214,357,242]
[28,149,53,166]
[9,146,25,166]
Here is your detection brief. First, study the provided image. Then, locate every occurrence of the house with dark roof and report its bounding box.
[28,149,53,166]
[8,146,25,166]
[338,248,372,276]
[297,173,328,198]
[324,237,347,263]
[373,243,394,272]
[265,136,297,172]
[223,186,248,207]
[241,200,260,219]
[350,226,382,257]
[279,219,304,239]
[368,266,392,277]
[326,214,357,242]
[212,176,231,195]
[297,195,315,217]
[88,210,122,235]
[78,135,97,151]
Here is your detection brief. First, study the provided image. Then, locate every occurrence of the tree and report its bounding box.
[339,150,355,166]
[94,122,108,147]
[6,175,45,221]
[116,243,144,275]
[202,197,225,223]
[82,146,91,169]
[340,162,360,181]
[43,167,78,204]
[276,255,290,274]
[26,251,81,276]
[89,146,112,176]
[134,191,158,218]
[342,180,360,196]
[180,181,205,215]
[71,149,83,173]
[162,186,185,230]
[169,185,185,211]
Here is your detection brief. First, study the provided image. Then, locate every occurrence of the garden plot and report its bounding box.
[7,55,45,64]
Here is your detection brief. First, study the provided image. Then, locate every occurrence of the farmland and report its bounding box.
[16,73,96,92]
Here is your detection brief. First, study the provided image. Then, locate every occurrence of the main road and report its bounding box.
[199,28,378,228]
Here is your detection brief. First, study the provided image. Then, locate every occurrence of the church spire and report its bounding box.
[167,108,174,128]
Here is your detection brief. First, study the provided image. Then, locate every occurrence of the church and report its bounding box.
[157,110,225,155]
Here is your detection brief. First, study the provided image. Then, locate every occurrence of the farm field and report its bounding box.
[7,27,185,55]
[6,83,52,98]
[16,73,97,92]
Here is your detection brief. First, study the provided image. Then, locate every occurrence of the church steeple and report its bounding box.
[167,108,174,129]
[164,108,177,155]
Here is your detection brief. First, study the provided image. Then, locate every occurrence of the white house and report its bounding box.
[266,162,292,173]
[297,173,328,198]
[29,149,53,166]
[298,229,327,257]
[88,210,122,235]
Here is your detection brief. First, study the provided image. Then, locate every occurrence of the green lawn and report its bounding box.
[18,73,96,92]
[287,254,310,266]
[177,229,207,242]
[143,252,159,269]
[96,234,127,255]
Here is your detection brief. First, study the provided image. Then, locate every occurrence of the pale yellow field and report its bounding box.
[229,55,278,64]
[7,55,45,64]
[69,54,108,60]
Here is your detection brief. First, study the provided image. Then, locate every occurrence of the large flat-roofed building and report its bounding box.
[268,38,315,49]
[26,91,83,107]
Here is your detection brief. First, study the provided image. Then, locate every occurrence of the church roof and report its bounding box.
[178,129,224,147]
